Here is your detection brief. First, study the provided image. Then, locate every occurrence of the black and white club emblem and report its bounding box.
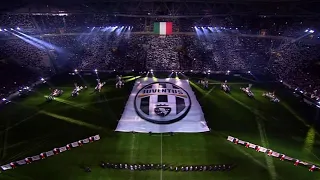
[154,105,171,117]
[134,82,191,124]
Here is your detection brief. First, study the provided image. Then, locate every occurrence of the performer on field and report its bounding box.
[309,165,316,172]
[233,138,239,144]
[245,142,250,148]
[116,75,123,88]
[294,159,300,166]
[255,145,260,152]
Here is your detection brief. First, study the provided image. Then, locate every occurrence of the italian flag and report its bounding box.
[154,22,173,35]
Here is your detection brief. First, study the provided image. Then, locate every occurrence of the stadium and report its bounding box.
[0,0,320,179]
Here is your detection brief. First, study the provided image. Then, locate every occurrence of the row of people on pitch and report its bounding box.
[233,138,318,172]
[99,162,235,171]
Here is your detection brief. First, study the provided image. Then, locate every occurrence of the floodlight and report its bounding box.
[74,69,78,72]
[16,27,20,30]
[2,98,6,101]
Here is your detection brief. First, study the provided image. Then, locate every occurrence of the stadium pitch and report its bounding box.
[0,72,320,180]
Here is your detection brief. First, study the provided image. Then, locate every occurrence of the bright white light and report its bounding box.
[227,70,230,73]
[94,69,98,72]
[208,70,211,72]
[190,70,193,72]
[16,27,20,30]
[2,98,6,101]
[0,29,2,32]
[113,69,116,71]
[318,101,320,105]
[41,78,44,81]
[248,71,251,74]
[132,69,134,71]
[280,80,283,83]
[305,29,309,32]
[10,28,13,30]
[4,29,7,31]
[74,69,78,72]
[150,69,153,72]
[309,30,315,33]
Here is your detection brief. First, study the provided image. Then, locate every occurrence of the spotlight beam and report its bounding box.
[10,32,46,50]
[13,30,62,51]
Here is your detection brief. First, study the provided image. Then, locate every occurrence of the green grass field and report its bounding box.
[0,73,320,180]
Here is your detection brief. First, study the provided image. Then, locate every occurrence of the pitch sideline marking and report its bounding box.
[129,133,136,180]
[256,117,277,180]
[225,94,278,179]
[160,133,163,180]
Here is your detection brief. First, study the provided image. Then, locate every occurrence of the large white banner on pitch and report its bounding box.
[116,78,209,133]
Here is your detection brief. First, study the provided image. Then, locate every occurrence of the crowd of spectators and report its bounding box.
[0,14,319,101]
[267,41,320,100]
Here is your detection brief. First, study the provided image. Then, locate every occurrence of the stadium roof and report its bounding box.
[1,0,320,17]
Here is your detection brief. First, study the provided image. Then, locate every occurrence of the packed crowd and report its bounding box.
[0,14,319,100]
[267,41,320,100]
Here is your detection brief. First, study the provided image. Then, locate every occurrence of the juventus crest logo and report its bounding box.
[134,82,191,124]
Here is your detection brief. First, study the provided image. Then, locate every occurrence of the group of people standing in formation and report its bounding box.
[232,138,318,172]
[93,162,235,172]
